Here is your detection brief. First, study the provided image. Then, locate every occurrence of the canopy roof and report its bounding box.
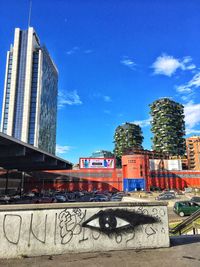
[0,132,72,171]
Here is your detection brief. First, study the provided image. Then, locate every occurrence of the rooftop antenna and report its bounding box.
[28,0,32,28]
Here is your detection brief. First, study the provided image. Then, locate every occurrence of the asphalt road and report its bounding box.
[122,195,189,223]
[168,206,184,222]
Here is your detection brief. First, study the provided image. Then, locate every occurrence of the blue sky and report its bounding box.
[0,0,200,163]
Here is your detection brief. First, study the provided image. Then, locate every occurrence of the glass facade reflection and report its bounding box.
[38,47,57,154]
[28,51,39,145]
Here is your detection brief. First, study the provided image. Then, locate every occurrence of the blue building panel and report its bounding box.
[123,178,146,192]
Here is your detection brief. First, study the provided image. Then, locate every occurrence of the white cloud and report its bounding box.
[188,72,200,87]
[132,118,151,127]
[103,95,112,102]
[121,57,136,70]
[152,54,196,76]
[184,102,200,134]
[186,128,200,135]
[66,46,80,55]
[84,49,93,54]
[152,55,180,76]
[185,64,196,70]
[66,47,93,55]
[181,56,196,70]
[180,94,194,102]
[56,145,71,154]
[176,72,200,101]
[176,85,192,93]
[58,90,82,108]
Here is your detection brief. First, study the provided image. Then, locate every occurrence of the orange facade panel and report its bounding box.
[149,171,200,190]
[122,155,149,179]
[34,168,124,192]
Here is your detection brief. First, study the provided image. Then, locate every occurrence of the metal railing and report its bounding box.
[170,209,200,235]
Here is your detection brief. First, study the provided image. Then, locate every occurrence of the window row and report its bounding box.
[29,112,36,119]
[5,102,10,108]
[3,113,8,119]
[31,92,37,98]
[29,133,34,139]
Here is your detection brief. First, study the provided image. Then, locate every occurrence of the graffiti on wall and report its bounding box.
[1,207,166,247]
[82,209,159,235]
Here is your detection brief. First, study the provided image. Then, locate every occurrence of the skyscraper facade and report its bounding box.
[1,27,58,154]
[150,98,185,156]
[186,136,200,170]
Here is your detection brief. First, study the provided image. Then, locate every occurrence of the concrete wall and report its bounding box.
[0,202,169,258]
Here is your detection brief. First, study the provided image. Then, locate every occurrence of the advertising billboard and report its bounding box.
[80,158,115,169]
[166,160,182,171]
[149,159,182,171]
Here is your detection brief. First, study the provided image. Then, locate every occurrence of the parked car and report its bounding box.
[10,198,32,204]
[110,194,123,202]
[155,191,176,200]
[150,186,162,192]
[33,197,57,204]
[114,191,128,197]
[0,199,8,205]
[77,195,94,202]
[155,193,175,200]
[91,194,110,202]
[173,201,200,217]
[184,187,193,193]
[54,195,67,202]
[190,196,200,203]
[160,190,176,197]
[174,189,184,195]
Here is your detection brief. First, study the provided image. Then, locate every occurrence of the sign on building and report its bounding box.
[79,158,115,169]
[149,159,182,171]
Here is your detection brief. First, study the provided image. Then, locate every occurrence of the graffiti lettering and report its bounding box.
[115,233,122,244]
[3,214,22,245]
[58,208,86,244]
[92,230,101,241]
[28,213,47,246]
[126,230,135,244]
[54,213,57,245]
[145,225,157,238]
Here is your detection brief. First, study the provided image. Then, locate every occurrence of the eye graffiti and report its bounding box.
[82,209,160,236]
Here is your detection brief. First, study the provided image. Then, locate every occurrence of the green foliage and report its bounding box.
[150,98,186,156]
[113,122,144,160]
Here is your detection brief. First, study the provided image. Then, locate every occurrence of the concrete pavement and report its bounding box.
[0,235,200,267]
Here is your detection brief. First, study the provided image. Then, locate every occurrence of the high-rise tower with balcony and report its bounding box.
[150,98,185,156]
[1,27,58,154]
[186,136,200,170]
[114,122,144,158]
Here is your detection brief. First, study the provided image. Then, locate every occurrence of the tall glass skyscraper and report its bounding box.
[1,27,58,154]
